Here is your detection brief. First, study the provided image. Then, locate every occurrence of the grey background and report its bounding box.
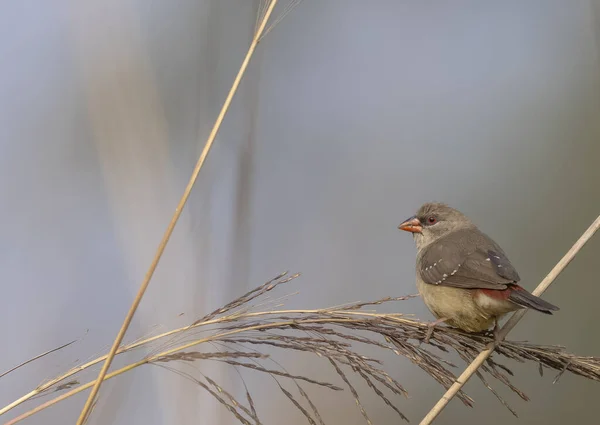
[1,0,599,424]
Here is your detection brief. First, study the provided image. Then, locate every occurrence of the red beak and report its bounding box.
[398,215,422,233]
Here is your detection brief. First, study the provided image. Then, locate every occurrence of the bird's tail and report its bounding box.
[508,286,559,314]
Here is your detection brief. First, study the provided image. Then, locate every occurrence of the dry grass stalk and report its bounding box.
[4,271,600,425]
[0,339,78,380]
[418,214,600,425]
[73,1,282,424]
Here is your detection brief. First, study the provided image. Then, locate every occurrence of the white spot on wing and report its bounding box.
[485,258,491,262]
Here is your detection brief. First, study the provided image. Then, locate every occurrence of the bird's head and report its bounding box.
[398,202,475,250]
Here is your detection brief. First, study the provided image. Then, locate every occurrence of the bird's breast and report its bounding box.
[416,277,473,316]
[416,277,501,333]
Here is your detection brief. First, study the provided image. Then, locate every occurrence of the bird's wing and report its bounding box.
[418,228,520,290]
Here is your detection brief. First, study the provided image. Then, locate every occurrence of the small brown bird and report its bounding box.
[398,202,558,342]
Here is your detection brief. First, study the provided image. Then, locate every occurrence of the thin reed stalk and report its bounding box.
[74,2,280,424]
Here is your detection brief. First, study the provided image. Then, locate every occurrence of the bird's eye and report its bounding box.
[427,216,437,224]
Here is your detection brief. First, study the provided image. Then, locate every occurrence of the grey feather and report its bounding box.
[417,228,520,290]
[487,249,520,281]
[508,289,559,314]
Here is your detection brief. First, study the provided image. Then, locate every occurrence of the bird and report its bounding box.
[398,202,559,343]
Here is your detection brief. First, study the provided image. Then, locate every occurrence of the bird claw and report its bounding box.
[492,318,503,346]
[424,325,435,344]
[423,318,448,344]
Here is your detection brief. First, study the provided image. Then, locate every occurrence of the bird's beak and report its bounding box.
[398,215,422,233]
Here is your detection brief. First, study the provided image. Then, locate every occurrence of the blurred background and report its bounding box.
[1,0,599,424]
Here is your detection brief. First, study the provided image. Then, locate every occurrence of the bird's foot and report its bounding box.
[423,318,448,344]
[492,318,503,346]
